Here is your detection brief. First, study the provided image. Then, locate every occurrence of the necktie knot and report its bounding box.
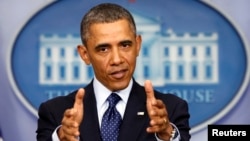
[107,93,121,107]
[101,93,122,141]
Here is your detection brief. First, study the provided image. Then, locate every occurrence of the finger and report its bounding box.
[144,80,156,102]
[145,80,158,119]
[150,117,168,126]
[64,109,77,119]
[147,118,169,133]
[61,124,80,135]
[154,99,165,108]
[62,114,79,128]
[58,123,80,141]
[74,88,85,109]
[63,133,80,141]
[152,100,167,116]
[146,124,161,133]
[73,88,85,124]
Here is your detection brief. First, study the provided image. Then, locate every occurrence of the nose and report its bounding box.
[110,48,123,65]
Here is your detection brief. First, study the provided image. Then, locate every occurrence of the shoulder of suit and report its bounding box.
[42,89,78,106]
[154,90,186,103]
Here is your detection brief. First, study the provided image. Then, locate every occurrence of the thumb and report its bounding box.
[74,88,85,108]
[73,88,85,123]
[144,80,156,103]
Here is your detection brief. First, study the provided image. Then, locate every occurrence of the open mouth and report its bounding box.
[110,69,128,79]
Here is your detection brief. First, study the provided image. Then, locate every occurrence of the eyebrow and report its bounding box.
[95,43,110,49]
[95,39,133,49]
[119,40,133,45]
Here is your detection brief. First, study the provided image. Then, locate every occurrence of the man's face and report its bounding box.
[78,19,141,91]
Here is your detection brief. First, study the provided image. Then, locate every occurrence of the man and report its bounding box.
[36,3,191,141]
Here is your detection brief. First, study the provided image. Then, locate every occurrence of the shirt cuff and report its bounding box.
[52,125,80,141]
[155,122,181,141]
[52,125,61,141]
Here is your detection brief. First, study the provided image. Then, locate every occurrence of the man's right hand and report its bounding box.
[58,88,85,141]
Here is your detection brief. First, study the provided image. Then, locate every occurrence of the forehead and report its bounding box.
[90,19,131,33]
[87,19,134,43]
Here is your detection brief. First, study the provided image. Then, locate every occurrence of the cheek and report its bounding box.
[125,54,137,68]
[92,58,108,71]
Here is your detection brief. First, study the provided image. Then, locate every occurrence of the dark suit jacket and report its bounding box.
[36,80,191,141]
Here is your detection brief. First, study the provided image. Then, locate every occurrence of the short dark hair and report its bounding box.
[80,3,137,45]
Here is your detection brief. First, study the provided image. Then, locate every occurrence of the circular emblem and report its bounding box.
[8,0,249,134]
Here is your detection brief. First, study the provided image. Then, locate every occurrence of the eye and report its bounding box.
[99,46,108,52]
[121,41,132,48]
[122,43,130,48]
[95,44,109,52]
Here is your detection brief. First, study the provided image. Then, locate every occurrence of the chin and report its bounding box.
[111,81,129,91]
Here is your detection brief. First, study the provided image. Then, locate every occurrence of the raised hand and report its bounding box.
[58,88,85,141]
[144,80,173,140]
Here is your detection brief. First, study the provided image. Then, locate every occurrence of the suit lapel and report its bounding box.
[78,80,152,141]
[79,82,102,141]
[119,81,149,141]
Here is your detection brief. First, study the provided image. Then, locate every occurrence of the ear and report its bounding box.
[77,45,91,65]
[136,35,142,56]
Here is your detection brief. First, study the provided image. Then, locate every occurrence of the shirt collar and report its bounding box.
[93,76,133,108]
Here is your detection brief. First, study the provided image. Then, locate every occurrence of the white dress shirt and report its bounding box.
[52,77,180,141]
[94,76,132,125]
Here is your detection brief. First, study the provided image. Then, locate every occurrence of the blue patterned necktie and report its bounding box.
[101,93,122,141]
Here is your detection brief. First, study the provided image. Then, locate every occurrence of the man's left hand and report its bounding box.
[145,80,174,141]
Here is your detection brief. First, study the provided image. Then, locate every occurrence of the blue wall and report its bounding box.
[0,0,249,141]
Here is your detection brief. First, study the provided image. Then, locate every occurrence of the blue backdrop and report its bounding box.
[0,0,249,141]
